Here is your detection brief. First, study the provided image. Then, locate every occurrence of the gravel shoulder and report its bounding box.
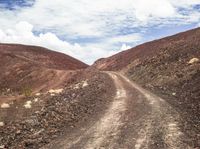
[0,70,115,149]
[0,71,197,148]
[44,72,192,149]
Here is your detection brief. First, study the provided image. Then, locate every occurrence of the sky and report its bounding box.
[0,0,200,64]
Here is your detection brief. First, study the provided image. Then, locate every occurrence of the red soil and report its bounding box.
[93,27,200,71]
[0,43,88,102]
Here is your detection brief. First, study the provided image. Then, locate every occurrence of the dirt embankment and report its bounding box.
[0,69,115,149]
[93,27,200,71]
[125,47,200,146]
[0,44,88,70]
[0,44,88,105]
[0,43,88,93]
[43,72,193,149]
[92,27,200,147]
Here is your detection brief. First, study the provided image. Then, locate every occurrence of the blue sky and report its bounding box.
[0,0,200,64]
[0,0,34,9]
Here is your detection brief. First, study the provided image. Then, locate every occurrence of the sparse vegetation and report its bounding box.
[21,86,32,97]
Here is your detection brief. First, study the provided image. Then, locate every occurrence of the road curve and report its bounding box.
[43,72,191,149]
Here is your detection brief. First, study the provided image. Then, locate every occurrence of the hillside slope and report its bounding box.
[0,44,88,96]
[0,44,88,70]
[0,69,116,148]
[93,28,200,146]
[93,27,200,71]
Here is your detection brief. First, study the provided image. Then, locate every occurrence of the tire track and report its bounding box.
[62,72,128,149]
[119,73,190,149]
[42,72,191,149]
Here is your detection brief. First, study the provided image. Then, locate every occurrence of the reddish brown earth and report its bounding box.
[0,28,200,149]
[93,27,200,147]
[0,44,88,100]
[0,43,89,143]
[1,71,195,148]
[43,72,192,149]
[0,69,115,149]
[93,27,200,71]
[0,44,87,70]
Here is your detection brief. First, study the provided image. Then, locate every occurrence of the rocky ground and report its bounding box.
[1,28,200,148]
[93,27,200,147]
[0,69,115,149]
[40,72,194,149]
[0,44,88,95]
[126,47,200,147]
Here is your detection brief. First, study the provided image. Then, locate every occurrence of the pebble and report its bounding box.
[34,98,39,102]
[1,103,10,108]
[188,58,199,64]
[0,122,4,127]
[172,92,176,96]
[24,101,32,109]
[35,93,41,96]
[0,145,5,149]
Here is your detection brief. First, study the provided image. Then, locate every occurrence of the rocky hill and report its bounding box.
[0,28,200,148]
[0,44,88,95]
[93,28,200,71]
[0,44,88,70]
[93,27,200,146]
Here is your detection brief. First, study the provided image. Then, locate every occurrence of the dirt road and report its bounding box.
[44,72,191,149]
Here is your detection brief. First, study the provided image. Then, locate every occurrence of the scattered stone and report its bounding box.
[1,103,10,108]
[0,145,5,149]
[35,111,40,114]
[34,98,39,102]
[25,117,39,126]
[188,58,199,64]
[73,80,88,89]
[172,92,176,96]
[50,93,55,96]
[16,130,21,134]
[33,129,44,136]
[35,93,41,96]
[0,122,4,127]
[48,88,63,94]
[74,84,80,89]
[0,71,115,149]
[24,101,32,109]
[82,80,88,87]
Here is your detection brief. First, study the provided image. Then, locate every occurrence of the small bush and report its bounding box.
[21,86,32,97]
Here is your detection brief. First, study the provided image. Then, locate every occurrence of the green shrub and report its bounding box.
[21,86,32,97]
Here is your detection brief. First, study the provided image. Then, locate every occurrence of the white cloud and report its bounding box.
[133,0,176,21]
[0,22,76,57]
[0,21,121,64]
[120,44,132,51]
[0,0,199,64]
[109,34,142,43]
[169,0,200,7]
[0,0,199,37]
